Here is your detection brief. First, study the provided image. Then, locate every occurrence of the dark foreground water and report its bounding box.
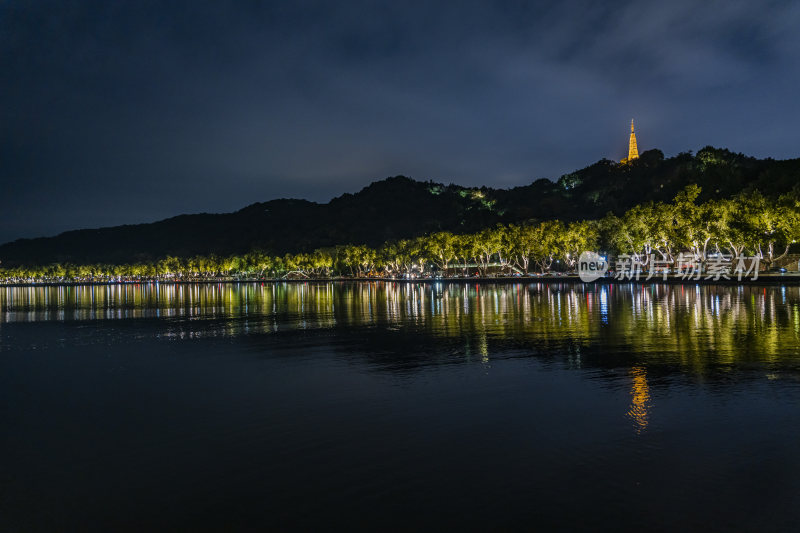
[2,282,800,531]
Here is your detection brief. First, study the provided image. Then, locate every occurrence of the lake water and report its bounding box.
[2,282,800,531]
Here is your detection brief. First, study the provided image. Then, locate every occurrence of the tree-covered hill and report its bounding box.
[2,146,798,266]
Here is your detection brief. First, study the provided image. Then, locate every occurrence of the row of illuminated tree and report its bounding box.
[1,185,798,282]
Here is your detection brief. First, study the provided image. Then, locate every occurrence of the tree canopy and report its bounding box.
[2,184,798,283]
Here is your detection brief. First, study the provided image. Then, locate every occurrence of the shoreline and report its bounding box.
[2,274,798,287]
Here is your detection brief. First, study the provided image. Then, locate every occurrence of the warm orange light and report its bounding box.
[627,366,650,433]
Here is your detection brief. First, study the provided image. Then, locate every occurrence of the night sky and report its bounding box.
[2,0,799,244]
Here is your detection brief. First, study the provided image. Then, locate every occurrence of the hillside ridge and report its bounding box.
[2,146,799,266]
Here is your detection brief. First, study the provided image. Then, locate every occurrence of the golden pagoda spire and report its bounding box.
[627,119,639,161]
[620,119,640,164]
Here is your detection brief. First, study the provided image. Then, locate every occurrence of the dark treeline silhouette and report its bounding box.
[1,146,799,273]
[2,181,799,282]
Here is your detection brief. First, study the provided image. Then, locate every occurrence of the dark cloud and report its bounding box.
[2,0,799,243]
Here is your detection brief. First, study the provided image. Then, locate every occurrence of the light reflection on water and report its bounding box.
[627,366,651,434]
[4,282,800,435]
[3,281,800,530]
[3,282,799,362]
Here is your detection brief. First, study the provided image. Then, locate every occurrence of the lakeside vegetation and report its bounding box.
[2,184,798,283]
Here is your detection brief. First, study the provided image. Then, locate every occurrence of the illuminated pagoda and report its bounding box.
[620,119,639,164]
